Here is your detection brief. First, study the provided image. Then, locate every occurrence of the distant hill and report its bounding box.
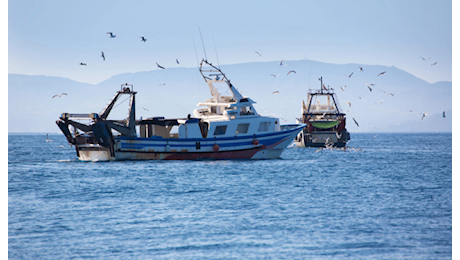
[8,59,451,133]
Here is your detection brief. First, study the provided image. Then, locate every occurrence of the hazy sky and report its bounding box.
[8,0,452,84]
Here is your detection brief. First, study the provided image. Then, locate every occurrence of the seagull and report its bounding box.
[359,67,363,71]
[348,72,353,78]
[420,56,426,61]
[443,111,446,118]
[142,107,149,111]
[255,51,261,56]
[367,86,373,92]
[156,62,165,69]
[52,93,67,98]
[270,74,280,78]
[377,71,386,76]
[80,63,87,66]
[140,36,147,42]
[107,32,116,38]
[287,70,296,75]
[176,59,180,64]
[272,91,279,94]
[406,109,413,113]
[159,83,166,86]
[375,100,384,104]
[352,117,359,127]
[356,96,363,99]
[340,85,346,91]
[320,112,327,119]
[101,51,105,61]
[346,102,351,107]
[387,92,395,96]
[365,83,375,86]
[421,112,429,120]
[431,62,438,66]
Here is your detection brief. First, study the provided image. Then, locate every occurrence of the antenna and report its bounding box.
[213,36,220,69]
[198,27,208,61]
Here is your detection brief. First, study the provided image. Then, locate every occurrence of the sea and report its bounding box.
[8,133,452,259]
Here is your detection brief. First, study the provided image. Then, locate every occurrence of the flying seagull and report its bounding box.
[431,62,438,66]
[107,32,116,38]
[421,112,429,120]
[255,51,261,56]
[365,83,375,87]
[367,86,373,92]
[101,51,105,61]
[359,67,363,71]
[348,72,353,78]
[140,36,147,42]
[270,74,280,78]
[346,102,351,107]
[287,70,296,75]
[52,93,67,98]
[352,117,359,127]
[377,71,386,76]
[340,85,346,91]
[443,111,446,118]
[375,100,384,104]
[176,59,180,64]
[142,107,149,111]
[272,91,279,94]
[80,63,87,66]
[156,62,165,69]
[420,56,426,61]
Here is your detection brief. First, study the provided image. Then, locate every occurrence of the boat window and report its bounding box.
[213,125,227,135]
[236,123,249,134]
[240,106,254,116]
[210,106,217,114]
[258,122,271,132]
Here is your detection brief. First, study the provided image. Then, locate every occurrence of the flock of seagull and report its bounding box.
[59,36,447,126]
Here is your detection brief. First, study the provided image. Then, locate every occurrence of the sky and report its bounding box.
[7,0,453,85]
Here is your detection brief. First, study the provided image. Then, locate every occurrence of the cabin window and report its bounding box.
[258,122,271,132]
[236,123,250,134]
[213,125,227,136]
[210,106,217,114]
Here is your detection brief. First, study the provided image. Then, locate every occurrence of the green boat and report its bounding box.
[294,77,350,147]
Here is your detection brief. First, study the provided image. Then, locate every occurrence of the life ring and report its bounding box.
[213,144,219,151]
[252,138,259,145]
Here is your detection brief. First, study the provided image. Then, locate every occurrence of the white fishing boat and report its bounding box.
[56,59,305,161]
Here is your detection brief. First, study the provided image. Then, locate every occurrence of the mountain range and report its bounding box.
[8,59,452,133]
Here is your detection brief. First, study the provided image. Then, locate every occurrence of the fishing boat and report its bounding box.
[56,59,305,161]
[294,77,350,147]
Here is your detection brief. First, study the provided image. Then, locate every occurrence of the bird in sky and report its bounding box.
[348,72,353,78]
[378,71,386,76]
[107,32,116,38]
[420,56,426,61]
[359,67,363,71]
[270,74,280,78]
[367,86,373,92]
[287,70,296,75]
[142,107,149,111]
[356,96,363,99]
[346,102,351,107]
[431,62,438,66]
[406,109,413,113]
[52,93,67,98]
[279,59,288,67]
[375,100,384,104]
[156,63,165,69]
[387,92,395,96]
[176,59,180,64]
[365,83,375,87]
[421,112,429,120]
[272,91,279,94]
[140,36,147,42]
[353,118,359,127]
[159,83,166,86]
[340,86,346,91]
[255,51,261,56]
[101,51,105,61]
[443,111,446,118]
[80,63,87,66]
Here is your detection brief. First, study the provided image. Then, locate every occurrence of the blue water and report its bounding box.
[9,133,452,259]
